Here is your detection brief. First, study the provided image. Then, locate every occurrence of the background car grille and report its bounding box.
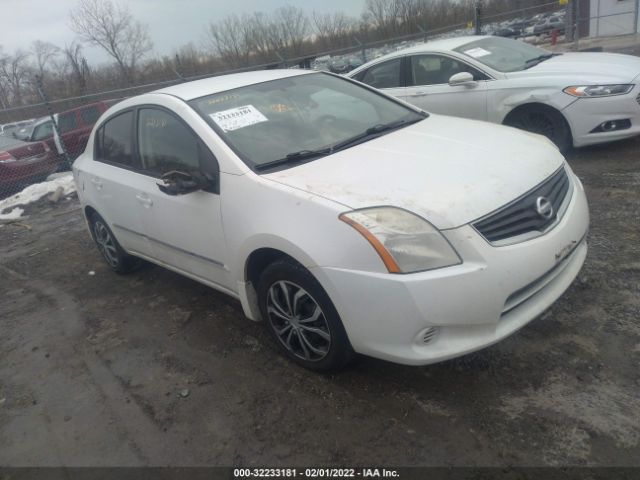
[473,167,570,243]
[636,92,640,106]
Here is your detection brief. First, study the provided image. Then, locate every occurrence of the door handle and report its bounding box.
[136,193,153,207]
[90,177,103,189]
[408,91,428,97]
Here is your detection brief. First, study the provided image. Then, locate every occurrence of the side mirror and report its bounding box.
[157,170,216,196]
[449,72,477,87]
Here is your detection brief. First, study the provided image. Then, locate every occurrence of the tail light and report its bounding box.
[0,151,16,163]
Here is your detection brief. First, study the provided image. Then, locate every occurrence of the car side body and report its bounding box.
[348,36,640,149]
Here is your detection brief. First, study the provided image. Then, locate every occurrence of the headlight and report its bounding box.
[563,84,633,97]
[339,207,461,274]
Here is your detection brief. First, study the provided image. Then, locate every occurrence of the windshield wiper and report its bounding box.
[254,116,423,172]
[254,147,332,171]
[330,117,422,152]
[523,53,557,69]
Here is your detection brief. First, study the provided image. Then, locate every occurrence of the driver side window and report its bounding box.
[137,108,211,176]
[409,55,488,86]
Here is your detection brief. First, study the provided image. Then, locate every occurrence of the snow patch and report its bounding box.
[0,207,24,221]
[0,173,76,220]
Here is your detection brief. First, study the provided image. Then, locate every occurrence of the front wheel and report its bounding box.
[257,259,354,371]
[505,105,572,153]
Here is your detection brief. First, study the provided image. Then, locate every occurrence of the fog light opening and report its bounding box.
[421,326,439,345]
[590,119,631,133]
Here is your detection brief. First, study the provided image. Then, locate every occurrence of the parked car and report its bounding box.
[348,35,640,150]
[74,70,589,370]
[494,26,521,37]
[533,16,565,35]
[0,120,33,137]
[0,135,58,192]
[27,101,119,166]
[329,58,350,74]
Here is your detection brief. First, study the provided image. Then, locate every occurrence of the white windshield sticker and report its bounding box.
[209,105,268,132]
[464,47,492,58]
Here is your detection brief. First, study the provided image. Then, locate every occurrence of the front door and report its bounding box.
[132,107,230,290]
[402,54,489,121]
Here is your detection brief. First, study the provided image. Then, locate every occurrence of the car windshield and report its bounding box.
[189,72,424,169]
[454,37,552,72]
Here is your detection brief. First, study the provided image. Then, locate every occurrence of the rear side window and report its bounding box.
[58,112,78,133]
[360,58,402,89]
[80,106,102,126]
[96,111,134,167]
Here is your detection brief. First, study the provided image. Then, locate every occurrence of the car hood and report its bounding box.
[262,115,565,230]
[512,52,640,83]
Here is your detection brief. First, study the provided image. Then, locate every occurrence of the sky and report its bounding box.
[1,0,365,64]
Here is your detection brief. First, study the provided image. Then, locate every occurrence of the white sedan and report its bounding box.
[348,36,640,151]
[74,70,589,370]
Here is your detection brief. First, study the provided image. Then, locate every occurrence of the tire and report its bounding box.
[257,259,354,372]
[88,213,140,274]
[504,105,572,153]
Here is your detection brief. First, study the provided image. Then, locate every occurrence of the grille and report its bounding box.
[636,92,640,106]
[474,167,570,243]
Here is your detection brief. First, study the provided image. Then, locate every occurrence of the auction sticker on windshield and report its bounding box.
[210,105,268,132]
[464,47,491,58]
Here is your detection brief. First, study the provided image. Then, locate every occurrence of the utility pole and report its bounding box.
[474,0,483,36]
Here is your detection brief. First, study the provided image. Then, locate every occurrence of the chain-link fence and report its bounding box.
[0,0,638,210]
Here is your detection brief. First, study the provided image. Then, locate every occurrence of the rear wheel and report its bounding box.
[504,105,572,153]
[257,259,354,371]
[89,213,140,274]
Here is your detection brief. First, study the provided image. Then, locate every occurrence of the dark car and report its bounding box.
[0,136,58,192]
[494,26,522,37]
[329,58,350,74]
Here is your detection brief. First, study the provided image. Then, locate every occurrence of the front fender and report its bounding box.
[491,87,577,124]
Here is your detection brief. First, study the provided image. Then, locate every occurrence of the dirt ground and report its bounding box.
[0,137,639,468]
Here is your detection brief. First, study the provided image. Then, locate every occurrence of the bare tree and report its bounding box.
[31,40,60,79]
[62,42,91,94]
[312,12,354,50]
[0,49,31,106]
[363,0,402,38]
[273,6,309,57]
[69,0,152,84]
[205,14,253,67]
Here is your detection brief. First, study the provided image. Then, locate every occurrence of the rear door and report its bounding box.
[353,57,406,100]
[87,110,152,256]
[403,54,489,120]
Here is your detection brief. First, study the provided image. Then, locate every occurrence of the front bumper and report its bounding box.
[563,80,640,147]
[312,171,589,365]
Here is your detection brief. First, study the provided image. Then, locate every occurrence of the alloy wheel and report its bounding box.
[266,280,331,361]
[94,221,119,268]
[515,112,556,141]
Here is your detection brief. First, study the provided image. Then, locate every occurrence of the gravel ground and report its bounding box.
[0,137,638,467]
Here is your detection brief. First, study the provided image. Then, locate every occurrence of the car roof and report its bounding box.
[349,36,490,74]
[153,69,315,101]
